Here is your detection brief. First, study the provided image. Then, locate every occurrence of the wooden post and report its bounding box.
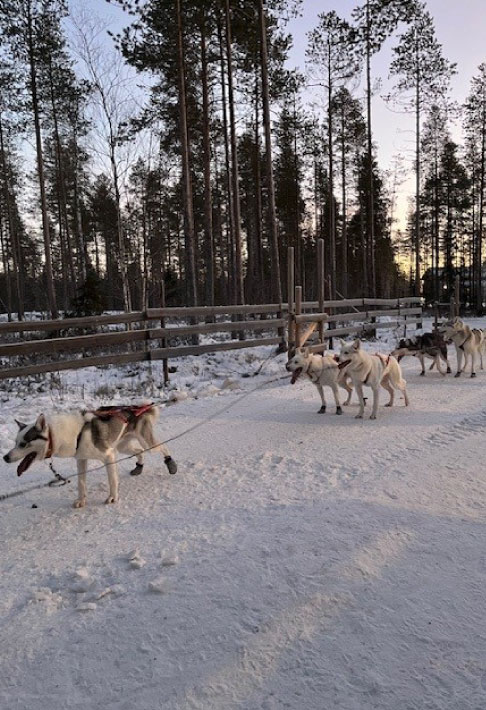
[455,274,460,318]
[434,302,439,330]
[287,247,295,355]
[450,296,455,320]
[317,238,325,349]
[159,281,169,385]
[295,285,302,349]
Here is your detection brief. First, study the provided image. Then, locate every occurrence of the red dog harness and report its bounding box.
[91,403,155,424]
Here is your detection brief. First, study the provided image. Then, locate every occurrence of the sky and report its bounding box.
[75,0,486,234]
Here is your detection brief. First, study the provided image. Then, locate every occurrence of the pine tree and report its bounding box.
[389,2,455,295]
[307,12,359,299]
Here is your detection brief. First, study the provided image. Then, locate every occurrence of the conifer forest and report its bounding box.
[0,0,485,319]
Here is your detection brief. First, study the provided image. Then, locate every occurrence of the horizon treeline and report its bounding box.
[0,0,485,320]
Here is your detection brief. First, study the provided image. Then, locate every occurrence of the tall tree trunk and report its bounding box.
[254,77,264,299]
[0,114,24,319]
[48,58,76,299]
[26,0,58,318]
[0,209,12,320]
[200,16,214,306]
[176,0,197,307]
[340,104,347,297]
[327,44,336,300]
[258,0,282,305]
[477,101,486,311]
[217,14,235,304]
[365,0,376,296]
[414,27,421,297]
[72,110,87,282]
[224,0,244,305]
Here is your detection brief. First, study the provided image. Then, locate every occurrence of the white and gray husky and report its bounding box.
[286,347,353,414]
[337,339,409,420]
[3,404,177,508]
[438,317,485,377]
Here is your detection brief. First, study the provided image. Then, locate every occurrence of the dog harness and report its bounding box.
[458,331,472,350]
[45,427,54,459]
[90,403,154,424]
[360,354,390,385]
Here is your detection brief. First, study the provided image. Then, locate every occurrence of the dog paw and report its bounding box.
[384,403,392,408]
[471,373,477,378]
[370,414,377,420]
[73,499,86,509]
[165,457,177,475]
[130,463,144,476]
[355,414,363,419]
[318,406,326,414]
[454,373,461,378]
[420,371,425,376]
[336,407,342,415]
[104,496,118,504]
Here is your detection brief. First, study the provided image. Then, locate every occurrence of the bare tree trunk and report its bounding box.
[0,114,24,319]
[217,14,235,304]
[26,0,58,318]
[414,28,421,297]
[224,0,244,305]
[258,0,282,304]
[365,0,376,296]
[254,96,264,296]
[176,0,197,307]
[48,62,77,300]
[200,16,214,306]
[0,209,12,320]
[327,45,336,301]
[340,104,348,297]
[477,101,486,311]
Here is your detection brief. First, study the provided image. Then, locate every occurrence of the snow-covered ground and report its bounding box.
[2,320,486,709]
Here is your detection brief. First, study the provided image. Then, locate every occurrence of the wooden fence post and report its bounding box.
[159,281,169,385]
[295,285,302,349]
[287,246,295,355]
[455,274,460,318]
[317,238,325,349]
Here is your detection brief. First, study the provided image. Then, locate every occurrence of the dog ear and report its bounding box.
[338,338,345,347]
[302,346,310,358]
[353,339,361,350]
[35,414,47,432]
[15,419,27,430]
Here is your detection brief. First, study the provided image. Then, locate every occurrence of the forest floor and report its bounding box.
[2,320,486,709]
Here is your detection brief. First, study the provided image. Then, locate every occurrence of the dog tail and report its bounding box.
[387,355,407,391]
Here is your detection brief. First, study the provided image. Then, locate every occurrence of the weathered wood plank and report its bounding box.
[0,352,146,380]
[150,337,281,360]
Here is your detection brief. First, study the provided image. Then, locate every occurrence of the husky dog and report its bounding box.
[338,339,409,420]
[438,317,484,377]
[391,331,451,376]
[286,347,353,414]
[3,404,177,508]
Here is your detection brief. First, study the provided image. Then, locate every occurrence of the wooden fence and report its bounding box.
[0,242,422,382]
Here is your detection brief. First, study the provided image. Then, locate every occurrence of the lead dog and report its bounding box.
[437,318,484,377]
[3,404,177,508]
[338,339,409,420]
[391,332,451,376]
[286,347,353,414]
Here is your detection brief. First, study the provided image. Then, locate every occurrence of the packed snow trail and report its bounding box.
[2,341,486,708]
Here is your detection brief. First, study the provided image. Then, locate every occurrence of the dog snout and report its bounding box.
[3,453,10,463]
[285,362,292,371]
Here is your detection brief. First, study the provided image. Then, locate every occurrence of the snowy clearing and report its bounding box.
[2,321,486,709]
